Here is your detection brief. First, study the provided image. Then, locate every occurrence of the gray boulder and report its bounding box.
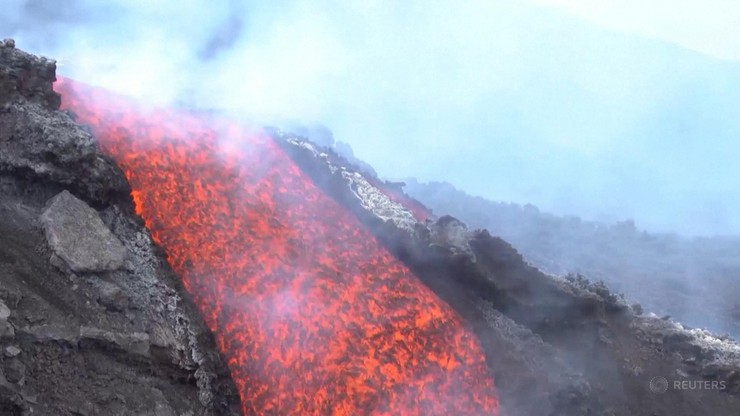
[40,190,127,272]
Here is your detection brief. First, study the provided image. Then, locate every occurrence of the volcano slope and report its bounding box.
[1,42,740,416]
[0,41,240,415]
[401,179,740,340]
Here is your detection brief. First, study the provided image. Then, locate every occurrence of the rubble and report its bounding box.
[342,169,419,231]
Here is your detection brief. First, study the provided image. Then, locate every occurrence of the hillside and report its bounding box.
[403,178,740,339]
[2,42,739,416]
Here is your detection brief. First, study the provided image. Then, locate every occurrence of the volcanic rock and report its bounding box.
[0,301,9,321]
[79,326,151,357]
[0,44,128,202]
[0,321,16,340]
[0,44,239,415]
[428,215,477,261]
[15,324,79,344]
[4,346,21,358]
[0,300,14,339]
[475,302,592,415]
[4,359,25,385]
[91,279,129,311]
[150,388,178,416]
[40,190,127,273]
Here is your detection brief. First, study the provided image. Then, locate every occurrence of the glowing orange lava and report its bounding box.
[55,78,499,415]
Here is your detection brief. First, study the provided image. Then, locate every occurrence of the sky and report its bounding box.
[3,0,740,236]
[533,0,740,61]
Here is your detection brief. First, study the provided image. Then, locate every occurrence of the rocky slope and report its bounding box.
[1,41,739,415]
[402,178,740,339]
[1,40,240,416]
[273,134,740,415]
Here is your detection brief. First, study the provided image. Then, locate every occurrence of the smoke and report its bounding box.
[4,0,740,236]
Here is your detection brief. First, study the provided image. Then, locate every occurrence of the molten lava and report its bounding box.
[55,78,499,415]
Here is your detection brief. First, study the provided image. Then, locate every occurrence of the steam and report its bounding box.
[4,0,740,236]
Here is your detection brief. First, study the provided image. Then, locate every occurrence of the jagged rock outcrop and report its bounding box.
[0,41,128,203]
[0,41,239,416]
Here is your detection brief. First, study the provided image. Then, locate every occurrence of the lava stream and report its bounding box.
[55,78,500,416]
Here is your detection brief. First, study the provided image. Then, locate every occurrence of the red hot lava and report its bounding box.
[55,78,500,416]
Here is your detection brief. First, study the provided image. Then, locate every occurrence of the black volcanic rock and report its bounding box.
[0,39,56,108]
[0,43,239,415]
[0,42,128,203]
[404,178,740,339]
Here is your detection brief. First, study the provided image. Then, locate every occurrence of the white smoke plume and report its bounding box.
[4,0,740,236]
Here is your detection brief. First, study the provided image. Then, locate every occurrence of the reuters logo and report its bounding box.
[649,376,669,394]
[648,375,727,394]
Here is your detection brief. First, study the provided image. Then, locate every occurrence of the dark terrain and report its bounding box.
[0,40,240,416]
[403,179,740,340]
[1,41,739,415]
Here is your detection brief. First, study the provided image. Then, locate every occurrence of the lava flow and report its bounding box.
[55,78,500,416]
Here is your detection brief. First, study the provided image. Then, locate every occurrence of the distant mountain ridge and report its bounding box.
[403,178,740,338]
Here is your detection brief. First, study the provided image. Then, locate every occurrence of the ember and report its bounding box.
[54,78,499,415]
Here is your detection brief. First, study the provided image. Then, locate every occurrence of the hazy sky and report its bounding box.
[534,0,740,60]
[4,0,740,236]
